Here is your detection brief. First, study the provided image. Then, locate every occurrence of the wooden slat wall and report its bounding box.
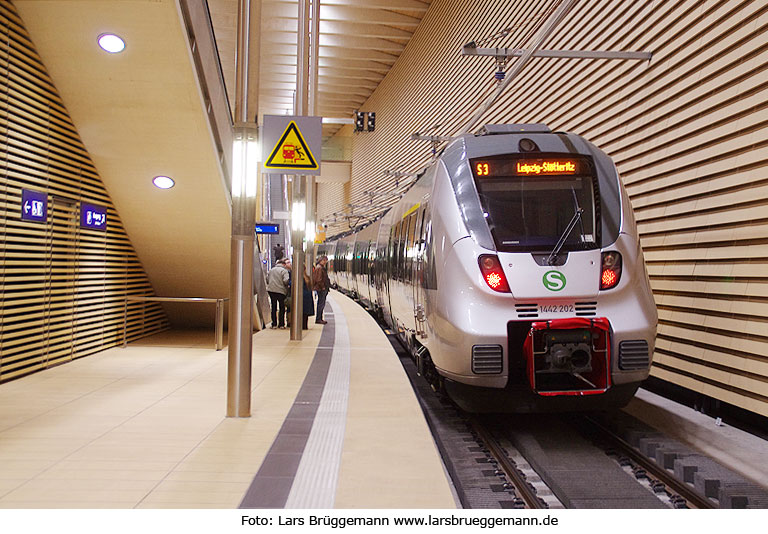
[324,0,768,417]
[0,2,169,383]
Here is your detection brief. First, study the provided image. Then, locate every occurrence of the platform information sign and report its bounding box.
[255,223,280,234]
[262,115,322,175]
[80,203,107,231]
[21,189,47,223]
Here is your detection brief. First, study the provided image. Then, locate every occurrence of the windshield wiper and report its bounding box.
[571,186,587,247]
[546,207,583,265]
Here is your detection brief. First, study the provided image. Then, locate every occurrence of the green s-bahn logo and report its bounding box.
[543,271,566,292]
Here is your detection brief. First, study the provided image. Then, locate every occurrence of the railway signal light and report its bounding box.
[354,111,365,132]
[367,112,376,132]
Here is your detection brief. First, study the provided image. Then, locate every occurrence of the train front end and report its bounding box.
[431,125,657,412]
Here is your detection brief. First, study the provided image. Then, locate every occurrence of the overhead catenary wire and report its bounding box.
[458,0,577,135]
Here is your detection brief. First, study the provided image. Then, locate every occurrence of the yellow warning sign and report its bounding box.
[264,121,319,170]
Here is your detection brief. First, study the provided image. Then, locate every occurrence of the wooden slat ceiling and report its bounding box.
[207,0,432,140]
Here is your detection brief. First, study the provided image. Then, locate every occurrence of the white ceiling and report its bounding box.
[207,0,432,139]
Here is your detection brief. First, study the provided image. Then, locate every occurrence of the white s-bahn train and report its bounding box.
[318,124,657,412]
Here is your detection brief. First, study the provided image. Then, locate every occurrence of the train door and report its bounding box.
[327,242,338,287]
[396,216,412,334]
[413,207,427,339]
[403,211,418,335]
[350,241,360,297]
[365,240,376,307]
[337,242,347,290]
[384,223,397,328]
[354,240,367,299]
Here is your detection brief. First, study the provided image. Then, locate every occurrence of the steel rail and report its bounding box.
[582,416,715,509]
[469,419,545,509]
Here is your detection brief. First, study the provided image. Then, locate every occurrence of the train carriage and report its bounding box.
[319,124,657,413]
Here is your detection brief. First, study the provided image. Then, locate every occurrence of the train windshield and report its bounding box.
[470,155,599,253]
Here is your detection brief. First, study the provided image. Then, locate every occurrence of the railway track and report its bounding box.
[579,415,715,509]
[468,419,548,509]
[394,332,763,509]
[466,412,729,509]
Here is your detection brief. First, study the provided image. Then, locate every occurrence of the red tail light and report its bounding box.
[478,255,510,293]
[600,251,622,290]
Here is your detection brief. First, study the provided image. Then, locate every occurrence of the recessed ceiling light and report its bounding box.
[98,33,125,54]
[152,176,175,189]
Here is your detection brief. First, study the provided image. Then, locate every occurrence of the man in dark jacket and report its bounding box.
[272,243,284,265]
[312,255,330,325]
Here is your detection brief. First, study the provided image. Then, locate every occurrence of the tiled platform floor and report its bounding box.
[0,292,456,509]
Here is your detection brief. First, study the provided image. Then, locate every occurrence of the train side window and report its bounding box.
[397,220,405,281]
[399,217,409,282]
[406,213,417,283]
[357,241,366,275]
[424,218,436,289]
[368,241,375,277]
[391,223,397,280]
[418,207,427,250]
[390,222,399,280]
[399,218,406,282]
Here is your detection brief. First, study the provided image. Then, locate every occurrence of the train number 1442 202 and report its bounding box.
[540,304,575,313]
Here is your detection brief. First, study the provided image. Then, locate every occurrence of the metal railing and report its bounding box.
[123,296,228,350]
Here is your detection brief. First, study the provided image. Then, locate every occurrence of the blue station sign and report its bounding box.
[80,203,107,231]
[255,222,280,235]
[21,189,47,223]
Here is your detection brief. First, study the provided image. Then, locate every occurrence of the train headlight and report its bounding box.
[478,254,511,293]
[600,251,622,290]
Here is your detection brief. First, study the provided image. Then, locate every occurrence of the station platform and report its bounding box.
[625,389,768,489]
[0,291,457,509]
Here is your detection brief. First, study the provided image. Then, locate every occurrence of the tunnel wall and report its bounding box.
[328,0,768,417]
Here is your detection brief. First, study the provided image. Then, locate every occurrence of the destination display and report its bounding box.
[472,156,589,178]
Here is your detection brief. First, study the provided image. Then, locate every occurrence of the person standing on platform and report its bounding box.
[272,242,284,266]
[267,258,290,329]
[312,255,330,325]
[284,258,293,327]
[302,272,315,330]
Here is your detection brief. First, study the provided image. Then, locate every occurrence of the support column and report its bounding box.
[306,0,320,274]
[227,0,260,417]
[290,0,311,340]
